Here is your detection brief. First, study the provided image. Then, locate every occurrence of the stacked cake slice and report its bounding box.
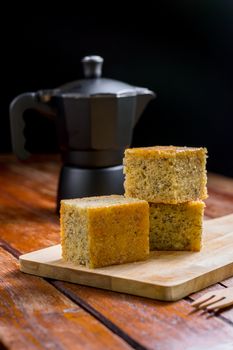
[123,146,207,251]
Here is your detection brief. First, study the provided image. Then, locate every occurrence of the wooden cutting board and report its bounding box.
[19,213,233,301]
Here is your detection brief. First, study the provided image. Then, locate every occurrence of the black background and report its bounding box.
[1,3,233,176]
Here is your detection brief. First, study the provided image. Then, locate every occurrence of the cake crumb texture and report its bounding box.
[123,146,208,204]
[149,201,205,251]
[60,195,149,268]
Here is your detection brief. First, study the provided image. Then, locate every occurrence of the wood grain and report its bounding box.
[54,282,233,350]
[1,156,233,350]
[19,214,233,301]
[0,247,131,350]
[0,193,59,253]
[0,161,58,215]
[205,173,233,218]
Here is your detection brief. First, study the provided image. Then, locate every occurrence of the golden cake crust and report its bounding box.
[125,146,207,158]
[60,195,149,268]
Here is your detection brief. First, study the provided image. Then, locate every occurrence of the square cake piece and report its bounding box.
[123,146,207,204]
[60,195,149,268]
[149,201,205,251]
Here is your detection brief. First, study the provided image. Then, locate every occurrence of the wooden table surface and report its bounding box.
[1,155,233,350]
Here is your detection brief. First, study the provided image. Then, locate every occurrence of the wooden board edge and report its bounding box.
[19,258,175,301]
[166,262,233,300]
[19,257,233,301]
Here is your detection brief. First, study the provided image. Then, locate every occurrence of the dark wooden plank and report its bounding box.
[220,276,233,288]
[2,156,233,349]
[181,173,233,326]
[205,192,233,218]
[0,193,59,253]
[0,161,59,215]
[53,282,233,349]
[205,173,233,218]
[0,247,131,350]
[3,225,233,350]
[0,158,143,350]
[208,173,233,197]
[211,277,233,323]
[187,173,233,322]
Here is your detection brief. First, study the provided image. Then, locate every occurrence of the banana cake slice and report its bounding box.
[123,146,207,204]
[60,195,149,268]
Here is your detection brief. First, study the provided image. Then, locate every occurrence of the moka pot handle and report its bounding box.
[9,92,56,159]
